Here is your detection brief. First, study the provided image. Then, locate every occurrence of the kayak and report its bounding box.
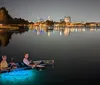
[0,60,54,73]
[33,60,54,65]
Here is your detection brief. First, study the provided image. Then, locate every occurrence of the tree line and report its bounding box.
[0,7,29,24]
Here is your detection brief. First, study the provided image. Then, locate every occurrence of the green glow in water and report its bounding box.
[0,70,37,85]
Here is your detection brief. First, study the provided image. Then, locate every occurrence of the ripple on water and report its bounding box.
[0,70,37,85]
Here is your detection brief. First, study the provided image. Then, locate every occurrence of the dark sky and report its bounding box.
[0,0,100,22]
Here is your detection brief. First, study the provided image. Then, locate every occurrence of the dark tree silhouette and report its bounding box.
[0,7,29,24]
[45,20,54,26]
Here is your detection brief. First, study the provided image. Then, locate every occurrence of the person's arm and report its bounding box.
[29,60,32,63]
[0,63,1,70]
[0,61,3,70]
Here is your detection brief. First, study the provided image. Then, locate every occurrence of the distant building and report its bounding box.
[37,17,44,22]
[48,16,52,21]
[64,16,71,23]
[85,22,97,27]
[60,19,64,22]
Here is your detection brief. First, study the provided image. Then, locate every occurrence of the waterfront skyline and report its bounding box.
[0,0,100,22]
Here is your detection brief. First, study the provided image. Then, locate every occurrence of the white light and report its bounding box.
[37,31,40,35]
[60,32,62,35]
[48,32,51,36]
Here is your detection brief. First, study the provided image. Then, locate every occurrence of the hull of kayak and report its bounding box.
[0,60,54,73]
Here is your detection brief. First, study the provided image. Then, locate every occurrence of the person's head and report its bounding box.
[2,55,7,61]
[24,53,29,59]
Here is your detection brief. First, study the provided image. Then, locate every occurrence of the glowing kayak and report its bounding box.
[0,60,54,73]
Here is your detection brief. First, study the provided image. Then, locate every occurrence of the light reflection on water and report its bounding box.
[1,27,100,84]
[0,27,98,47]
[31,27,98,36]
[0,70,37,85]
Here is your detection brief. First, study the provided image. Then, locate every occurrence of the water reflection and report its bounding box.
[46,30,53,36]
[32,27,97,36]
[0,70,36,85]
[1,26,100,85]
[60,31,62,35]
[0,28,29,47]
[64,28,70,36]
[0,32,13,47]
[0,27,98,47]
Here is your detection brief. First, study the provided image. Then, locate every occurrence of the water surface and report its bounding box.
[0,27,100,84]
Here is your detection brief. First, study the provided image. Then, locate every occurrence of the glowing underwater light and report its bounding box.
[0,70,36,85]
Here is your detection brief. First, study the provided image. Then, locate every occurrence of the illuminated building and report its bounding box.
[60,19,64,22]
[64,16,71,23]
[48,16,52,21]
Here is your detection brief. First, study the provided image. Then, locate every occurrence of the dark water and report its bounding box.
[0,27,100,84]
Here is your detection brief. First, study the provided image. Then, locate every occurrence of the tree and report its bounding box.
[0,7,29,24]
[45,20,54,26]
[0,7,13,24]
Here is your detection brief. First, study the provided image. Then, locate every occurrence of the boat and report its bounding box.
[0,60,54,73]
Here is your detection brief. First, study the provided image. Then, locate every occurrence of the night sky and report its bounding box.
[0,0,100,22]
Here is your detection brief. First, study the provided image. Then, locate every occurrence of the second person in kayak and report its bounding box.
[23,53,44,68]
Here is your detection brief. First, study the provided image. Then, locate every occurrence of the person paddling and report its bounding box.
[0,55,10,71]
[0,55,17,71]
[9,58,17,69]
[23,53,44,68]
